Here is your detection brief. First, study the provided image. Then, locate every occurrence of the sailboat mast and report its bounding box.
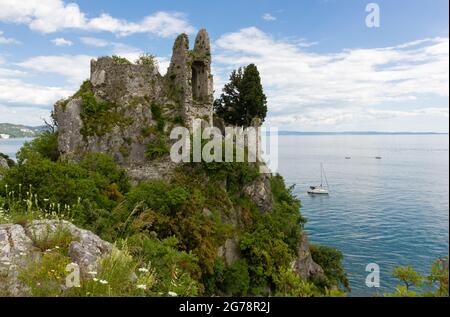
[320,163,323,186]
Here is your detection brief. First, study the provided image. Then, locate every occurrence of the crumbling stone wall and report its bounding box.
[55,29,214,175]
[166,29,214,126]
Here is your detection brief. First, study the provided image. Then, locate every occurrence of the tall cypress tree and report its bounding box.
[214,64,267,127]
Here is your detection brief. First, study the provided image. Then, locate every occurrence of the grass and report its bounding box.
[0,185,75,225]
[31,224,78,255]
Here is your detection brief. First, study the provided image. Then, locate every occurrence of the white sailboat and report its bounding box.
[307,163,330,195]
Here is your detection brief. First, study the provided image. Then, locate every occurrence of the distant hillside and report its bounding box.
[0,123,46,139]
[276,131,448,136]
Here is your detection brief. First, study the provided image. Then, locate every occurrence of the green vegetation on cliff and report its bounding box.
[75,81,134,139]
[0,131,349,296]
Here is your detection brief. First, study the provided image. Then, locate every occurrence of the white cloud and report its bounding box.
[80,37,170,74]
[0,78,72,105]
[80,37,143,62]
[51,37,73,46]
[0,30,20,44]
[86,12,195,38]
[0,54,79,125]
[262,13,276,22]
[17,55,92,84]
[0,67,27,77]
[80,36,109,47]
[0,103,53,126]
[0,0,195,37]
[268,106,450,132]
[157,57,170,76]
[215,27,449,130]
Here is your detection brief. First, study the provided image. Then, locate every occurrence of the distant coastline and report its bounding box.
[274,131,449,136]
[0,123,45,139]
[1,122,448,139]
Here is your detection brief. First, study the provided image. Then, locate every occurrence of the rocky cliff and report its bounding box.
[55,29,214,182]
[51,29,324,288]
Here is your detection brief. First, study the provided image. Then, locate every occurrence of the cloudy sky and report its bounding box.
[0,0,448,132]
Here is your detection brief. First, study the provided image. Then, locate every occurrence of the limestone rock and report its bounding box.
[55,30,215,180]
[54,97,84,161]
[26,220,112,276]
[0,224,35,296]
[0,220,112,296]
[217,236,241,266]
[243,173,274,212]
[292,234,325,281]
[0,156,8,169]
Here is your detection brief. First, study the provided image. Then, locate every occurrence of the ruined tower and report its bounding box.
[167,29,214,126]
[55,29,214,179]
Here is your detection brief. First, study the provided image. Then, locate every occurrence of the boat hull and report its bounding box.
[307,188,329,195]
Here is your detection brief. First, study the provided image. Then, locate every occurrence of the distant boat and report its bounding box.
[375,156,382,159]
[307,163,330,195]
[345,156,351,159]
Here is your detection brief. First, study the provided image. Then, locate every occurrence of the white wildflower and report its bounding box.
[168,291,177,297]
[138,267,149,273]
[137,284,147,290]
[99,279,108,285]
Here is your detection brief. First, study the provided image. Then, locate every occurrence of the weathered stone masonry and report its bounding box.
[55,29,214,180]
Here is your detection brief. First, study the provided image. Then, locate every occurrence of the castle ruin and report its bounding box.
[55,29,215,180]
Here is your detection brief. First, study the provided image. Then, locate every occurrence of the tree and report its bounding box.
[392,266,423,291]
[309,244,350,291]
[214,64,267,127]
[427,257,448,296]
[384,257,448,297]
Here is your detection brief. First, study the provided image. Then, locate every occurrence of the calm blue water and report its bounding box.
[0,138,31,160]
[276,135,449,296]
[1,136,449,296]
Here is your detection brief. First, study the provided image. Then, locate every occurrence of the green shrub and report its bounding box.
[125,234,200,296]
[222,259,250,295]
[79,90,133,138]
[150,103,165,133]
[310,244,350,291]
[0,153,129,213]
[121,178,230,276]
[236,174,308,294]
[111,55,131,65]
[273,267,321,297]
[17,131,59,163]
[145,141,169,160]
[135,54,158,68]
[384,257,449,297]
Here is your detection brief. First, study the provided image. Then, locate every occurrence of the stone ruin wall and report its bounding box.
[55,29,214,176]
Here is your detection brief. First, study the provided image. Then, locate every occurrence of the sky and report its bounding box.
[0,0,448,132]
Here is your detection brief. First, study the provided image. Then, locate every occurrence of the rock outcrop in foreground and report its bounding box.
[0,157,8,170]
[0,220,111,296]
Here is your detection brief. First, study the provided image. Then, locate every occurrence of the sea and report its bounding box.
[276,134,449,296]
[1,135,449,296]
